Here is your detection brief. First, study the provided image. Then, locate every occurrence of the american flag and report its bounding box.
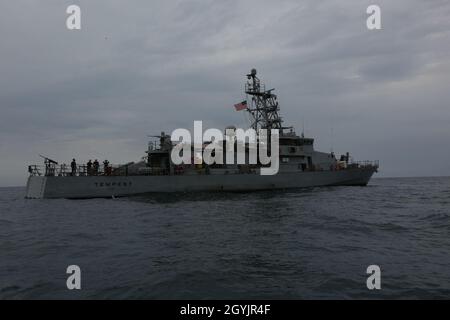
[234,100,247,111]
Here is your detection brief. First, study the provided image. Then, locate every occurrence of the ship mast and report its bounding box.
[245,69,292,133]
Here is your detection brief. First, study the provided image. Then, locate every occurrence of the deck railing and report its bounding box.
[349,160,379,169]
[27,164,133,177]
[28,159,379,177]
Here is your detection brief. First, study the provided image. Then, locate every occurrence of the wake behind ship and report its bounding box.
[26,69,378,199]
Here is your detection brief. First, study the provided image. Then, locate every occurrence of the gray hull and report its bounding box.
[26,168,376,199]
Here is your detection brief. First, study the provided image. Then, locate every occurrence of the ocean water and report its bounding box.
[0,177,449,299]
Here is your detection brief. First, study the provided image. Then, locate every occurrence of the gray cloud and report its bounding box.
[1,0,450,186]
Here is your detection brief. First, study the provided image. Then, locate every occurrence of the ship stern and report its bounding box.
[25,176,47,199]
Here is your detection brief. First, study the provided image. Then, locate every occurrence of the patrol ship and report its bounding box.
[25,69,378,199]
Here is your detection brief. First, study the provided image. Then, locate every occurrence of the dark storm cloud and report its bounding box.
[1,0,450,185]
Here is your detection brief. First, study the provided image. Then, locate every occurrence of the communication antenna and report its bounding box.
[244,68,292,133]
[330,125,334,153]
[302,118,305,138]
[330,114,335,153]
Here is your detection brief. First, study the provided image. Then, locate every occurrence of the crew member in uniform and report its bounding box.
[71,158,77,176]
[87,160,93,176]
[93,159,100,175]
[103,160,110,175]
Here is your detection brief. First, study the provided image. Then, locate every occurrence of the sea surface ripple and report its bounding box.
[1,177,449,299]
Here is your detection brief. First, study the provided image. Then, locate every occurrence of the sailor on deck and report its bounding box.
[71,159,77,176]
[103,160,110,175]
[93,159,100,175]
[87,160,93,175]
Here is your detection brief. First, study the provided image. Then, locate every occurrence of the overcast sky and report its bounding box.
[1,0,449,186]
